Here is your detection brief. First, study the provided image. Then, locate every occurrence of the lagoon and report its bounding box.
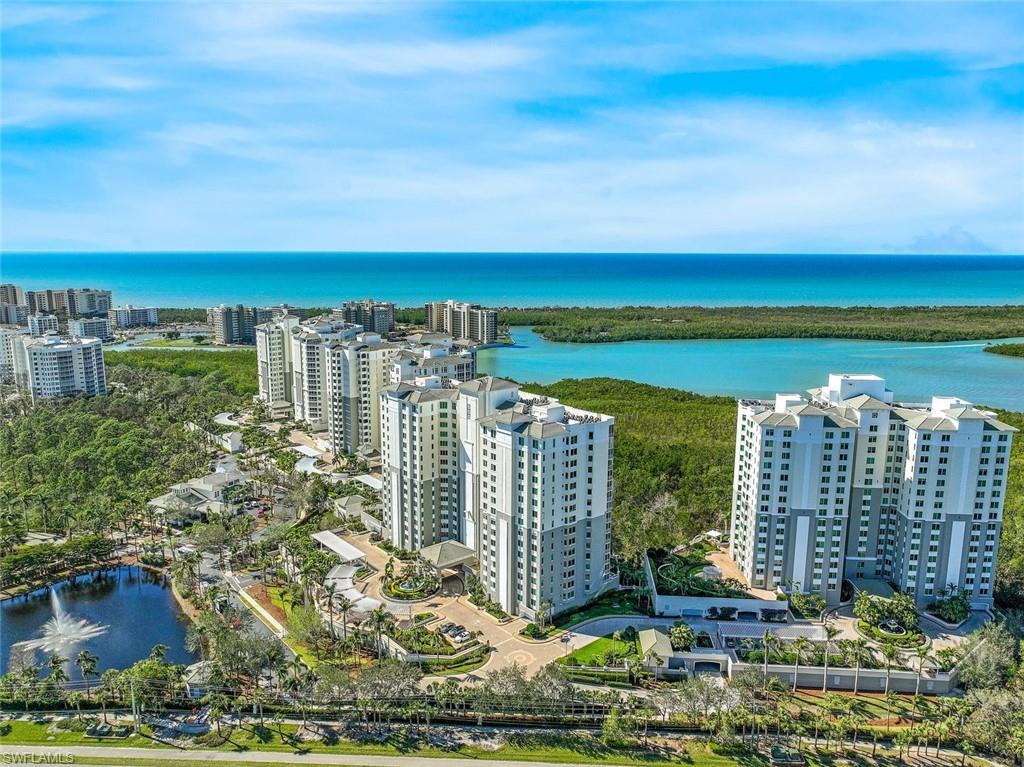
[478,327,1024,410]
[1,567,196,679]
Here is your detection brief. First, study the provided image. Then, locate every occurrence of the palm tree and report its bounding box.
[322,580,338,639]
[884,689,901,732]
[880,641,900,695]
[761,629,775,688]
[612,629,624,660]
[791,637,811,692]
[75,650,98,700]
[821,622,840,692]
[644,649,663,681]
[848,638,869,694]
[47,654,69,686]
[368,607,395,662]
[913,646,933,697]
[336,596,354,640]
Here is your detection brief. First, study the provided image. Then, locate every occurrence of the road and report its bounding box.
[0,744,644,767]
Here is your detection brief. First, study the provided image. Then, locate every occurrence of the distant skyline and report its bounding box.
[3,2,1023,254]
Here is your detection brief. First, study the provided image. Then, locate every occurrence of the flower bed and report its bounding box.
[857,620,926,649]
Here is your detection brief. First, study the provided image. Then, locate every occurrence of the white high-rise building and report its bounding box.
[0,325,29,383]
[326,334,400,455]
[729,373,1016,607]
[380,375,616,619]
[27,314,60,336]
[14,335,107,402]
[337,299,395,335]
[68,317,113,341]
[255,315,300,407]
[289,319,362,430]
[108,306,158,327]
[388,337,476,385]
[381,377,461,551]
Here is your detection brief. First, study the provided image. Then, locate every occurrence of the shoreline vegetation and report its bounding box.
[985,342,1024,358]
[154,305,1024,343]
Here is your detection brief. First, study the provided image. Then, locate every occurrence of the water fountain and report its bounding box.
[14,588,108,657]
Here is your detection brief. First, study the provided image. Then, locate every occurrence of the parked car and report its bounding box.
[439,622,455,633]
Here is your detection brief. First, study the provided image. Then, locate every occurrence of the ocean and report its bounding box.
[3,252,1023,308]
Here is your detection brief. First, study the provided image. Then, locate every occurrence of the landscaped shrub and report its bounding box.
[853,591,920,631]
[927,588,970,624]
[520,623,544,639]
[788,592,826,619]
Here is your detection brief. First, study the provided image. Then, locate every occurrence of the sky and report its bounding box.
[2,1,1023,254]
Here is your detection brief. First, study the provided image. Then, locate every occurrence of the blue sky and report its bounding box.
[2,1,1023,253]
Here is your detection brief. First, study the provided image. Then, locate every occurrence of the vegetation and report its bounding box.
[650,548,751,599]
[788,592,827,620]
[985,342,1024,358]
[926,586,972,625]
[153,308,208,324]
[105,349,257,396]
[558,631,640,667]
[502,305,1024,343]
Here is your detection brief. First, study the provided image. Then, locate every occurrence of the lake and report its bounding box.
[478,327,1024,410]
[1,566,196,679]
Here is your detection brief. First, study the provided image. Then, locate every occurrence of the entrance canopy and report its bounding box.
[419,540,477,570]
[312,530,365,563]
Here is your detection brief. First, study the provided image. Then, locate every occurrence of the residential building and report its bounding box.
[424,300,498,344]
[26,288,111,317]
[27,314,60,336]
[0,325,29,383]
[255,314,300,408]
[206,304,274,345]
[389,337,476,385]
[108,305,159,327]
[381,377,461,550]
[380,375,616,619]
[13,334,107,401]
[68,317,113,341]
[0,304,28,325]
[290,319,363,430]
[729,373,1016,608]
[267,304,307,320]
[0,284,24,306]
[337,299,395,334]
[326,333,399,454]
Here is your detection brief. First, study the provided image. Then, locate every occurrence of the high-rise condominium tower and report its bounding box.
[729,373,1015,607]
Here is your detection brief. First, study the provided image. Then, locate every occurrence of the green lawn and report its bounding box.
[788,690,940,723]
[0,720,751,765]
[558,634,641,666]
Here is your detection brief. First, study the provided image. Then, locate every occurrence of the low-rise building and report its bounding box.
[69,316,113,341]
[108,305,159,327]
[27,314,59,336]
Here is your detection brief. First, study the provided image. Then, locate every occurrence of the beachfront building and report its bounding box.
[381,377,461,550]
[290,319,363,430]
[424,300,498,344]
[27,314,60,336]
[0,326,29,383]
[26,288,111,317]
[729,373,1016,608]
[337,299,395,335]
[207,304,275,345]
[68,317,113,341]
[379,375,616,619]
[255,314,300,409]
[13,334,107,402]
[108,305,159,327]
[0,284,25,306]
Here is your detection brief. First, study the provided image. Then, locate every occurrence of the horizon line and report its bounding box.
[4,250,1023,257]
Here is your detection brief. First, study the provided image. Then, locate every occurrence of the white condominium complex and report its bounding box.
[424,300,498,344]
[730,373,1016,607]
[68,317,113,341]
[27,314,60,336]
[26,288,111,317]
[0,326,29,383]
[108,305,158,327]
[389,336,476,385]
[290,319,363,430]
[380,375,616,619]
[337,299,396,335]
[326,333,398,454]
[381,377,461,551]
[12,334,107,402]
[255,315,300,407]
[207,304,275,345]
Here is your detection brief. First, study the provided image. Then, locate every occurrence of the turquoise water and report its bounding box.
[3,252,1023,307]
[478,328,1024,410]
